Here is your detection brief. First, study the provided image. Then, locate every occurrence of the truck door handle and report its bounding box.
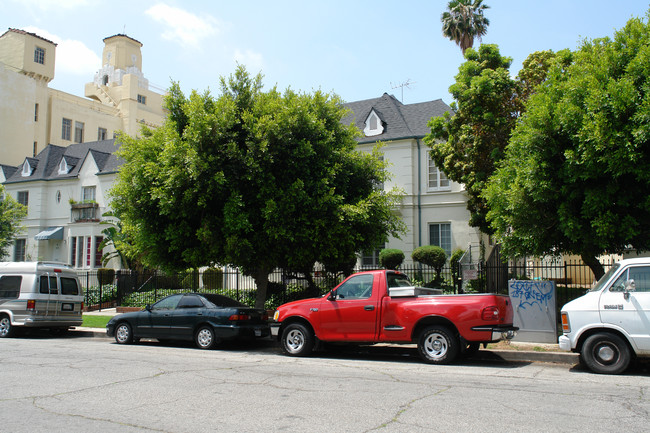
[364,305,375,311]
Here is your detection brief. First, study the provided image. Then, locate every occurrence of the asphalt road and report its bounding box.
[1,331,649,433]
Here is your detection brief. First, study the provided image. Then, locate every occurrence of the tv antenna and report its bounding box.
[391,79,415,102]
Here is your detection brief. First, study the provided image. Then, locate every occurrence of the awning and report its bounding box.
[35,226,64,240]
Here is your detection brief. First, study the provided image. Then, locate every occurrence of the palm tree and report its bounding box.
[441,0,490,55]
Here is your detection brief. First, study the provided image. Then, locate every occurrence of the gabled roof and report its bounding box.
[3,139,122,184]
[0,164,18,181]
[342,93,452,144]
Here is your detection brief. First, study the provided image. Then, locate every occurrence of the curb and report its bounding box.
[71,328,579,365]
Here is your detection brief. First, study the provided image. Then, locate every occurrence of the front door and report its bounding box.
[600,265,650,351]
[318,273,378,341]
[137,294,182,338]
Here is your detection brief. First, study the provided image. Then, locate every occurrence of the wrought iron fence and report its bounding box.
[78,258,612,311]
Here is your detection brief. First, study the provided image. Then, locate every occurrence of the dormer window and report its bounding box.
[58,158,71,175]
[21,160,33,177]
[363,109,384,137]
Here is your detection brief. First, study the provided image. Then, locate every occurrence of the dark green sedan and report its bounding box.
[106,293,270,349]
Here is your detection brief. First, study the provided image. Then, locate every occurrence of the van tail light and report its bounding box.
[482,306,500,321]
[561,312,571,333]
[27,299,36,311]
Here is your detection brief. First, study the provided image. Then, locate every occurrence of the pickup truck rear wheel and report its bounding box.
[281,323,314,357]
[418,326,459,365]
[582,332,631,375]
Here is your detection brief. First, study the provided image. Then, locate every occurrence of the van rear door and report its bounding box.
[39,273,59,319]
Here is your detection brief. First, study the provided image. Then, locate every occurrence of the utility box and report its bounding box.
[508,280,557,343]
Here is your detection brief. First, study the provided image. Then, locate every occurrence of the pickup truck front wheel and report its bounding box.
[281,323,314,357]
[581,332,631,375]
[418,326,459,365]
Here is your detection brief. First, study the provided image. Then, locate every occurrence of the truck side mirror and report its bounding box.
[624,279,636,300]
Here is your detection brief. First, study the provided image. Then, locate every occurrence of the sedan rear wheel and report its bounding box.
[195,326,216,349]
[115,322,133,345]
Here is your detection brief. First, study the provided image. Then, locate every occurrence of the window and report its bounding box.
[363,109,384,137]
[153,294,182,310]
[428,157,450,191]
[62,118,72,141]
[86,237,91,267]
[0,276,22,299]
[98,127,107,141]
[60,277,79,295]
[34,103,39,121]
[335,274,374,300]
[74,121,84,143]
[177,295,206,309]
[17,191,28,206]
[429,223,452,256]
[56,190,61,203]
[137,94,146,105]
[40,276,58,294]
[611,266,650,293]
[14,239,26,262]
[34,46,45,64]
[94,236,103,267]
[21,160,33,177]
[58,158,70,175]
[33,142,37,157]
[82,186,96,202]
[361,244,384,268]
[70,237,77,267]
[76,237,84,268]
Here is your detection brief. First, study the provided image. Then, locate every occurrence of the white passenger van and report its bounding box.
[0,262,83,337]
[559,257,650,374]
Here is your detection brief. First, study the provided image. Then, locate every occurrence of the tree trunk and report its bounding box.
[252,268,271,310]
[581,253,605,281]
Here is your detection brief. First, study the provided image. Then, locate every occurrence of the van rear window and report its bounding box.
[0,276,22,299]
[40,276,58,294]
[60,277,79,295]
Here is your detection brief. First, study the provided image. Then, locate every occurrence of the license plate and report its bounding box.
[255,328,262,337]
[61,303,74,311]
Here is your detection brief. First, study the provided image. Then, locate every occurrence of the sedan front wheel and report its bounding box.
[115,322,133,345]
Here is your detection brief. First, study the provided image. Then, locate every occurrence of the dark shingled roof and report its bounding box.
[3,139,122,184]
[342,93,452,144]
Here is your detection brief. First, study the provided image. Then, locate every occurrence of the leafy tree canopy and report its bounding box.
[0,185,27,259]
[110,66,405,307]
[484,12,650,278]
[441,0,490,55]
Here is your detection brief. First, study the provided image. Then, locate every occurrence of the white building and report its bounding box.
[343,93,481,266]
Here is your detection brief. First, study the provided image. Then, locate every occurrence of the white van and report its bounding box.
[559,257,650,374]
[0,262,83,337]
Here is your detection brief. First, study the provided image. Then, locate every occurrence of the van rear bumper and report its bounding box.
[17,316,83,328]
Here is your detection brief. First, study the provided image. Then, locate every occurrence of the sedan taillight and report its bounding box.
[228,314,250,321]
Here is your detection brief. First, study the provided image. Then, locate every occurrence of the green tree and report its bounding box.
[110,66,405,308]
[412,245,447,284]
[379,248,405,270]
[426,46,560,233]
[441,0,490,55]
[484,13,650,279]
[0,186,27,259]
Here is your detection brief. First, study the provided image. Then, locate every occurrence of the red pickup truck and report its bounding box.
[272,269,517,364]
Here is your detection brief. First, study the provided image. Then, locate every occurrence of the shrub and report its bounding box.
[181,269,200,290]
[96,268,115,287]
[449,248,465,282]
[202,267,224,290]
[379,249,405,270]
[412,245,447,272]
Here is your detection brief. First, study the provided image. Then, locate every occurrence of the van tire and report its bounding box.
[114,322,134,345]
[582,332,631,375]
[0,315,13,338]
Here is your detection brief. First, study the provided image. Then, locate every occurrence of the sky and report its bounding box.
[2,0,650,105]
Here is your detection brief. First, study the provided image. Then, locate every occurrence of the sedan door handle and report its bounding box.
[364,305,375,311]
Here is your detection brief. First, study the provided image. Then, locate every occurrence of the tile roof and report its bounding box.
[3,139,122,184]
[342,93,452,144]
[2,28,57,46]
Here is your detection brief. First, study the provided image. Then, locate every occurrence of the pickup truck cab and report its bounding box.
[559,257,650,374]
[272,270,517,364]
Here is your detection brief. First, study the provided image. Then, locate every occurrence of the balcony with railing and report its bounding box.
[71,201,100,223]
